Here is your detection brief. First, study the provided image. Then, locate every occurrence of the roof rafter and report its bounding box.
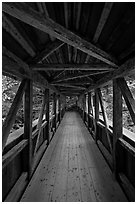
[2,13,36,57]
[93,3,113,43]
[3,2,118,67]
[31,63,116,71]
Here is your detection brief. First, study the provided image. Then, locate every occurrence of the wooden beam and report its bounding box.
[117,78,135,124]
[23,79,33,178]
[39,2,55,41]
[4,172,28,202]
[84,58,135,93]
[83,95,86,121]
[93,3,113,43]
[64,2,71,63]
[2,14,36,57]
[30,40,64,64]
[88,92,91,126]
[97,88,112,153]
[53,93,57,131]
[2,139,28,169]
[2,79,27,151]
[3,47,63,95]
[3,2,118,67]
[95,89,99,143]
[2,13,36,57]
[113,79,122,178]
[52,70,110,83]
[33,89,47,156]
[45,89,50,144]
[31,63,116,71]
[51,83,86,90]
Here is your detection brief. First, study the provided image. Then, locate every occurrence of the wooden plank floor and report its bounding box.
[21,112,127,202]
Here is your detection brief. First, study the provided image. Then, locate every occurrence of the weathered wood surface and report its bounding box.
[95,89,99,143]
[2,47,63,95]
[93,3,113,43]
[113,79,122,177]
[3,13,36,57]
[85,58,135,93]
[34,89,47,155]
[52,83,86,90]
[117,77,135,124]
[31,63,116,71]
[97,88,112,153]
[52,70,109,83]
[23,79,33,177]
[21,112,127,202]
[31,40,64,63]
[3,3,118,67]
[2,139,28,169]
[2,79,27,151]
[4,172,28,202]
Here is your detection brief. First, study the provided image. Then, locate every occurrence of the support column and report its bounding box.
[113,79,122,178]
[24,79,33,178]
[45,89,50,145]
[95,89,99,143]
[53,93,57,131]
[88,92,91,128]
[83,95,86,121]
[58,95,61,123]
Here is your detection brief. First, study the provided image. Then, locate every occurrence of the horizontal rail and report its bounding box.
[118,138,135,156]
[2,139,28,169]
[32,120,47,139]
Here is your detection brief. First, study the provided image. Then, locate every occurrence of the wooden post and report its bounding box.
[53,93,57,131]
[33,89,48,156]
[97,88,112,153]
[95,89,99,143]
[117,77,135,124]
[63,96,66,116]
[113,79,122,178]
[88,92,91,127]
[24,79,33,178]
[83,95,86,121]
[58,95,61,123]
[2,79,27,151]
[45,89,50,145]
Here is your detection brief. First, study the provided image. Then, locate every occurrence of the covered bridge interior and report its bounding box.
[2,2,135,202]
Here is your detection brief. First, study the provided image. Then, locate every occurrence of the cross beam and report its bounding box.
[52,70,110,83]
[31,63,116,71]
[3,2,118,67]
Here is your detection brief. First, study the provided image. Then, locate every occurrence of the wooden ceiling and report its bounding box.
[2,2,135,96]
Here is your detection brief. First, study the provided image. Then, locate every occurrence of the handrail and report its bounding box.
[88,113,135,145]
[2,139,28,169]
[3,114,57,154]
[3,113,59,170]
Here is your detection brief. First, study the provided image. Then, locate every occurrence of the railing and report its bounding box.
[2,108,65,201]
[77,106,135,201]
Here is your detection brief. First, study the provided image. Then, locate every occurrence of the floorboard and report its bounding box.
[21,111,127,202]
